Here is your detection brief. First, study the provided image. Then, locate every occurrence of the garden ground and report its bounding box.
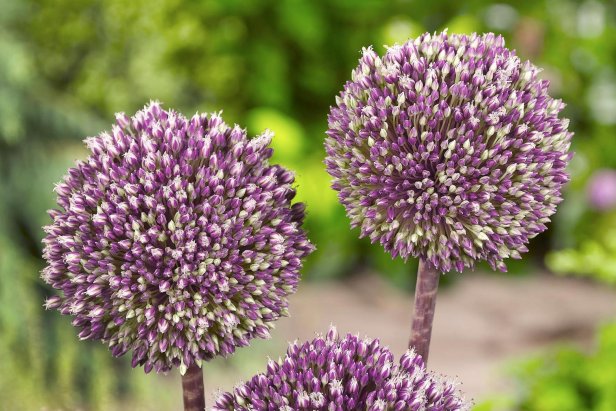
[200,272,616,405]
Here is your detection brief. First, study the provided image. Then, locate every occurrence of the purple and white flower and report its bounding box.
[213,326,469,410]
[42,101,314,373]
[325,32,573,272]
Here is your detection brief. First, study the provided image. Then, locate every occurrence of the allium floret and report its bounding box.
[42,101,314,373]
[325,31,573,272]
[213,327,469,410]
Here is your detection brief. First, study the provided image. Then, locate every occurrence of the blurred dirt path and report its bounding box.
[272,272,616,403]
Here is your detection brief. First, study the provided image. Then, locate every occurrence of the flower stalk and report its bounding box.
[182,365,205,411]
[409,259,440,363]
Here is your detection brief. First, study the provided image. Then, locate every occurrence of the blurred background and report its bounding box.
[1,0,615,409]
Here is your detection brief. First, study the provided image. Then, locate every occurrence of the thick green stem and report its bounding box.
[409,258,440,364]
[182,364,205,411]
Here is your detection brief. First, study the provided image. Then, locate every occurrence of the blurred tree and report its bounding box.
[19,0,616,280]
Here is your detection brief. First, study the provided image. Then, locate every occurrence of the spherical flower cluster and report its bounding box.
[213,327,469,410]
[325,31,573,272]
[42,102,314,373]
[587,169,616,211]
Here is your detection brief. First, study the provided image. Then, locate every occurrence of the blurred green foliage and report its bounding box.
[482,322,616,411]
[1,0,616,409]
[478,215,616,411]
[547,222,616,285]
[476,323,616,411]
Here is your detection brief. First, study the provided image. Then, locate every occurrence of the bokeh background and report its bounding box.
[1,0,616,409]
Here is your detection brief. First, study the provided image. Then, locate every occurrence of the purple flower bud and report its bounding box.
[41,101,314,373]
[325,32,573,272]
[213,326,469,410]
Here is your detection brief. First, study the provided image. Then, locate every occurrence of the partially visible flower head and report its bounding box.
[325,31,573,272]
[213,326,469,410]
[42,101,314,373]
[587,169,616,211]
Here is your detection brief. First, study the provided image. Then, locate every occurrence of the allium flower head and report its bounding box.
[42,101,314,373]
[587,169,616,211]
[213,327,469,410]
[325,32,573,272]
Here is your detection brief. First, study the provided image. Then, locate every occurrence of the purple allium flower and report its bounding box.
[587,169,616,211]
[213,327,469,411]
[41,101,314,373]
[325,32,573,272]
